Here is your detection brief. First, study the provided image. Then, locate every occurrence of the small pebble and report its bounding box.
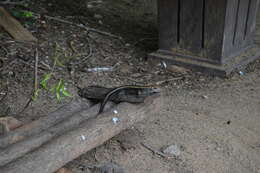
[98,20,103,25]
[161,61,167,69]
[94,14,103,19]
[112,117,119,124]
[202,95,209,99]
[81,135,86,141]
[87,4,94,8]
[163,144,181,157]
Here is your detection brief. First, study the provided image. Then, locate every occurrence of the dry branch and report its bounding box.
[0,95,161,173]
[44,15,122,40]
[0,98,92,148]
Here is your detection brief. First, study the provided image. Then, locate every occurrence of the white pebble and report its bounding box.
[112,117,119,124]
[80,135,86,141]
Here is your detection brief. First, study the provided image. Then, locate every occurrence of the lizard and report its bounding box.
[98,85,160,114]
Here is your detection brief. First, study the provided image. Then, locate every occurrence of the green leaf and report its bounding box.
[23,11,33,18]
[56,91,61,102]
[32,89,40,101]
[11,10,34,18]
[50,79,73,102]
[61,87,73,97]
[54,79,64,102]
[40,73,52,90]
[56,79,63,93]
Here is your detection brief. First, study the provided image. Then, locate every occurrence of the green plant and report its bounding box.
[32,88,40,101]
[34,73,73,102]
[11,10,34,18]
[51,79,72,102]
[11,10,36,26]
[33,43,73,102]
[40,73,52,90]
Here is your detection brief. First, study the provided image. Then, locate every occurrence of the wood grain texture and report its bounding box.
[204,0,227,62]
[245,0,260,42]
[179,0,204,54]
[222,0,239,58]
[0,98,92,148]
[234,0,250,45]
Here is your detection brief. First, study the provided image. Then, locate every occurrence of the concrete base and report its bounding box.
[149,45,260,76]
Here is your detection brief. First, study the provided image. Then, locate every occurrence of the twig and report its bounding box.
[34,47,39,92]
[17,59,47,72]
[44,15,122,40]
[40,61,51,70]
[15,48,38,116]
[151,77,184,86]
[115,75,145,85]
[68,37,93,65]
[141,142,172,159]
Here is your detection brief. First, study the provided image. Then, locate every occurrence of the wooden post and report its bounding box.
[150,0,260,76]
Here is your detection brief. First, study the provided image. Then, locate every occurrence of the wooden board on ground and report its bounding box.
[0,95,161,173]
[0,7,37,42]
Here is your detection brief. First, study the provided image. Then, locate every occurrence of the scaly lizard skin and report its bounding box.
[98,85,160,114]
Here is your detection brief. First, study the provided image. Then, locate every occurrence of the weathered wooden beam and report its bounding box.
[0,95,161,173]
[0,102,114,166]
[0,98,92,148]
[151,0,260,76]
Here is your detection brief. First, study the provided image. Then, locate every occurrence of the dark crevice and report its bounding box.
[202,0,206,48]
[177,0,181,44]
[233,0,241,45]
[244,0,252,40]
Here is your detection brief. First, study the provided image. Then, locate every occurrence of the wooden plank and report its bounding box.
[158,0,179,50]
[0,95,161,173]
[0,7,37,42]
[204,0,227,62]
[179,0,204,54]
[234,0,250,46]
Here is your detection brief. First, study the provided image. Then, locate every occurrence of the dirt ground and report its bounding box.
[0,0,260,173]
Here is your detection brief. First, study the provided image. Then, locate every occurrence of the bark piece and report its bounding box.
[0,7,37,41]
